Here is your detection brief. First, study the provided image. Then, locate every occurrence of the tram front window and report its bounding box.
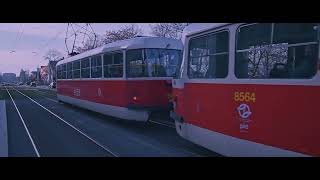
[126,49,182,78]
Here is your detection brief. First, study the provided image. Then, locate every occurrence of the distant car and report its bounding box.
[30,82,36,87]
[19,82,24,86]
[49,82,56,89]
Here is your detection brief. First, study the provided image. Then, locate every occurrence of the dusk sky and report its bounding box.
[0,23,153,75]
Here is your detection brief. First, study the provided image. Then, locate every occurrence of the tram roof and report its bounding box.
[57,36,183,65]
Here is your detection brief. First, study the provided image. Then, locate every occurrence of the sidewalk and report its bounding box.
[0,100,8,157]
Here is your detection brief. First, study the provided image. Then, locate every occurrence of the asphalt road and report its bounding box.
[0,85,220,157]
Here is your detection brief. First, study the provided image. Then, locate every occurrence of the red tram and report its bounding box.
[171,23,320,156]
[56,36,183,121]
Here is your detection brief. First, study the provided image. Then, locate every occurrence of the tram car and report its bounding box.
[56,36,183,121]
[171,23,320,156]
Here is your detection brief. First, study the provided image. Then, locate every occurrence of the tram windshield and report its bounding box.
[126,48,182,78]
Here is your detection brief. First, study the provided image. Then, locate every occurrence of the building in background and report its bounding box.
[19,69,29,84]
[0,72,2,83]
[29,71,37,83]
[2,73,17,83]
[40,66,49,84]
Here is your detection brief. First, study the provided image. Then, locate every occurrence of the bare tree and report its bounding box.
[75,35,104,53]
[44,49,63,62]
[104,24,142,44]
[150,23,190,40]
[44,49,64,83]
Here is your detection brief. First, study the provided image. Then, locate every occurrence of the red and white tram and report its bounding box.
[56,36,183,121]
[171,23,320,156]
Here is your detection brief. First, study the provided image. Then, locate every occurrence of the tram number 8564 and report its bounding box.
[234,92,256,103]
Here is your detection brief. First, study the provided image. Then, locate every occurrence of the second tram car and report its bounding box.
[56,36,183,121]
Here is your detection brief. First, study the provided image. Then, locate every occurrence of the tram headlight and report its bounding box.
[133,96,138,101]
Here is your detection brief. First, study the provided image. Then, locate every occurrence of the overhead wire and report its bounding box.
[10,23,24,53]
[33,27,65,55]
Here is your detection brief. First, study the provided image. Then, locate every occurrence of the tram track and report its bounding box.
[6,86,119,157]
[5,86,40,157]
[148,119,175,129]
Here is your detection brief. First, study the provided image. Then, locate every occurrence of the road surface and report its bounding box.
[0,85,220,157]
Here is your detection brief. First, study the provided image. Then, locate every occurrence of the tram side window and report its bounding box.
[235,23,318,79]
[103,52,123,78]
[188,31,229,79]
[57,65,62,79]
[112,53,123,77]
[91,55,102,78]
[273,23,318,44]
[73,60,81,79]
[237,23,272,50]
[67,62,73,79]
[61,64,67,79]
[81,58,90,78]
[126,49,146,77]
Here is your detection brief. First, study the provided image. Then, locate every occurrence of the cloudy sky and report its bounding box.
[0,23,153,75]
